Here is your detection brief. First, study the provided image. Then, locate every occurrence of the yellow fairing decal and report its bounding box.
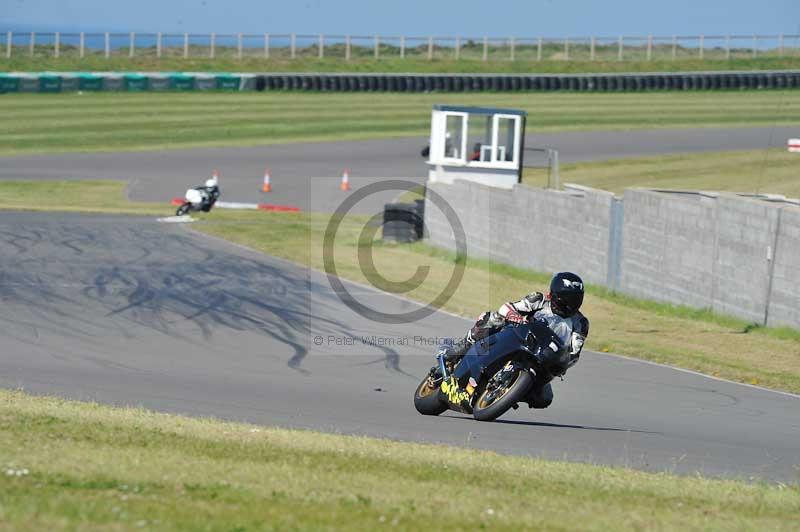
[441,377,470,404]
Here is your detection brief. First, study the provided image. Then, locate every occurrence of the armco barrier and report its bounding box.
[2,71,800,94]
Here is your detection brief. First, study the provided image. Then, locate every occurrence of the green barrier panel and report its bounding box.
[0,76,20,93]
[216,75,240,90]
[60,76,80,92]
[194,76,217,91]
[78,74,104,91]
[148,76,171,91]
[124,75,149,91]
[170,74,195,90]
[39,75,62,93]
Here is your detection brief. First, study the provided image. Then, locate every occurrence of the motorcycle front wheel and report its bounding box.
[413,372,448,416]
[472,366,532,422]
[176,203,191,216]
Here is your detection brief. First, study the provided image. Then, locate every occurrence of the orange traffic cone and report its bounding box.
[211,170,220,185]
[262,168,272,193]
[340,169,350,191]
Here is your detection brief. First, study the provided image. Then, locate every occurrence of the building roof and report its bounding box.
[432,104,527,117]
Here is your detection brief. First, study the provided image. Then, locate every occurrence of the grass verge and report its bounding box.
[1,389,798,530]
[6,54,800,74]
[524,148,800,196]
[1,91,799,155]
[0,179,798,393]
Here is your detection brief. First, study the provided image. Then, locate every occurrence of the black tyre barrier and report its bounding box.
[565,77,576,91]
[254,75,266,91]
[228,71,800,93]
[382,201,424,243]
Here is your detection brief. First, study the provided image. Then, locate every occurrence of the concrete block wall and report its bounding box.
[425,180,800,329]
[767,207,800,328]
[620,189,718,308]
[712,195,780,323]
[425,180,613,286]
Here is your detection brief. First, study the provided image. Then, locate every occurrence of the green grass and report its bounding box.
[1,91,799,155]
[0,179,173,215]
[1,389,798,531]
[524,148,800,197]
[5,52,800,73]
[0,179,798,393]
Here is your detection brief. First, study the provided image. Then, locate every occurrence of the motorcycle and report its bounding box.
[413,318,571,421]
[176,186,219,216]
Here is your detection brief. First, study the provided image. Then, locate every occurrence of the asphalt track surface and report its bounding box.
[1,211,798,482]
[1,126,796,214]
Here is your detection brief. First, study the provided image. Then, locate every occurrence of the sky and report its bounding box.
[2,0,799,37]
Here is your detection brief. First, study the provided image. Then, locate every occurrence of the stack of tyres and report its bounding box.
[382,201,424,243]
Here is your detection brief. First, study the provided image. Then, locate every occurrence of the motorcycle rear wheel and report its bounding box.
[472,367,532,422]
[413,373,448,416]
[176,203,191,216]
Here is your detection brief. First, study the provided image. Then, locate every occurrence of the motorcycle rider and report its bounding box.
[193,178,220,212]
[439,272,589,409]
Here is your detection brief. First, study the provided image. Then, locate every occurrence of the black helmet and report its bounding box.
[549,272,584,317]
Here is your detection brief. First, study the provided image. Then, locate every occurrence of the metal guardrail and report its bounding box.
[3,31,800,62]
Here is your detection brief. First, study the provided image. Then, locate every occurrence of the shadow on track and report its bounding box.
[0,214,406,375]
[441,414,659,434]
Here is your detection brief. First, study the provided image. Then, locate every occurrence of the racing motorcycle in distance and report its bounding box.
[413,318,571,421]
[175,181,220,216]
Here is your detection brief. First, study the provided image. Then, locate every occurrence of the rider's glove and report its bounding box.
[505,309,526,324]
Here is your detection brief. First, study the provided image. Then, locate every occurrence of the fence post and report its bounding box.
[104,32,110,58]
[345,35,351,60]
[455,36,460,60]
[5,31,11,59]
[725,34,730,59]
[291,33,296,59]
[563,37,568,60]
[156,32,162,58]
[699,34,704,59]
[646,34,652,60]
[400,35,405,58]
[320,34,325,59]
[237,33,242,60]
[671,35,677,60]
[617,35,623,61]
[590,36,595,61]
[184,32,189,59]
[779,33,784,56]
[537,36,542,61]
[752,34,757,58]
[54,32,59,58]
[427,36,433,60]
[374,35,379,59]
[210,32,215,58]
[29,32,34,57]
[510,36,516,61]
[483,36,488,62]
[79,32,84,58]
[264,33,269,59]
[129,32,135,57]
